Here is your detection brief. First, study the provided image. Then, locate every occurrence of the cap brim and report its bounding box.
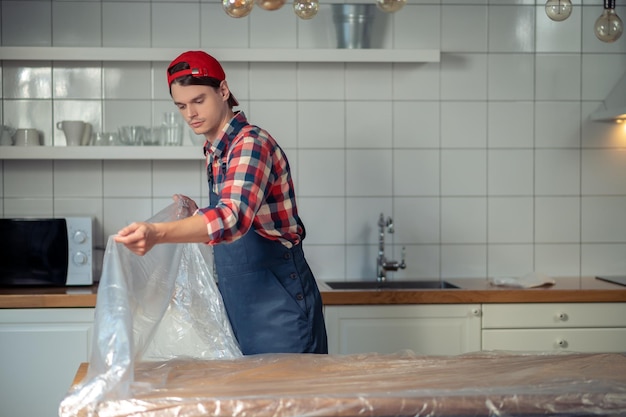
[229,93,239,107]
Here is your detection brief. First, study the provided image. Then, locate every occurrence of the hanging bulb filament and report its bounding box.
[545,0,573,22]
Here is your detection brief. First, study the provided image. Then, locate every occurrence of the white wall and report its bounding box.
[1,0,626,282]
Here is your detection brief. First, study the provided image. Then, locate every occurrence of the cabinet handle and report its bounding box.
[555,312,568,322]
[470,308,482,317]
[555,339,569,349]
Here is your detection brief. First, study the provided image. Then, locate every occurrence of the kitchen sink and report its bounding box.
[324,280,460,290]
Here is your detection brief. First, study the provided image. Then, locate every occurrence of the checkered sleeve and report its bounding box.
[200,130,272,244]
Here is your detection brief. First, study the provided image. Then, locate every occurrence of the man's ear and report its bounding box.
[220,80,231,103]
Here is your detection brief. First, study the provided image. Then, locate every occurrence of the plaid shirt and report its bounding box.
[198,112,303,248]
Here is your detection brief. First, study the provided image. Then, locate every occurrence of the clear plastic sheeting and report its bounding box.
[66,350,626,417]
[60,199,242,417]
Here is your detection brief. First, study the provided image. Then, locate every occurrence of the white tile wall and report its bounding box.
[535,196,580,243]
[345,197,392,245]
[488,5,534,52]
[393,149,439,195]
[487,54,534,100]
[102,2,151,47]
[53,1,102,47]
[487,244,534,277]
[1,0,626,281]
[441,102,487,147]
[487,149,533,195]
[488,102,534,148]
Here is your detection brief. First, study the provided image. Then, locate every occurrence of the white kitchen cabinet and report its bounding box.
[482,303,626,353]
[0,308,94,417]
[324,304,482,355]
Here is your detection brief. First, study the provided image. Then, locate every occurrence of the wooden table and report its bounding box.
[63,351,626,417]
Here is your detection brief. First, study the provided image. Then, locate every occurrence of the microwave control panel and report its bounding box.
[66,217,94,285]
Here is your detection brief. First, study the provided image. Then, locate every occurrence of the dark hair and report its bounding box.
[168,62,238,108]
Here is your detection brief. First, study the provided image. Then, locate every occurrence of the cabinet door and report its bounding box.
[481,303,626,353]
[482,303,626,328]
[0,308,94,417]
[324,305,481,355]
[483,328,626,352]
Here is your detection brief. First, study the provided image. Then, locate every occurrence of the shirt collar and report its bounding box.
[206,111,249,159]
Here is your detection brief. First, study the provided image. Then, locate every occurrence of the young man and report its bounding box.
[115,50,328,355]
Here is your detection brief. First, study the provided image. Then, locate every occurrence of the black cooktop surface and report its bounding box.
[596,276,626,287]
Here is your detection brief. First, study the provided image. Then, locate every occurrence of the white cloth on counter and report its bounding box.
[488,271,555,288]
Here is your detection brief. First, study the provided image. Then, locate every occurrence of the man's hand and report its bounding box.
[114,222,159,256]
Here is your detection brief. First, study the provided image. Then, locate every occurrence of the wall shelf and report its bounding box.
[0,47,440,63]
[0,46,440,162]
[0,146,205,160]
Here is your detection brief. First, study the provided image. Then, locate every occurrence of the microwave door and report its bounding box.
[0,219,68,286]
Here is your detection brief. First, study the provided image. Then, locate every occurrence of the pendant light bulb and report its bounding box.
[256,0,286,11]
[545,0,573,22]
[594,0,623,43]
[223,0,254,18]
[293,0,319,19]
[376,0,407,13]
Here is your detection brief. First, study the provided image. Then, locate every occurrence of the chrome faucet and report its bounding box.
[377,213,406,282]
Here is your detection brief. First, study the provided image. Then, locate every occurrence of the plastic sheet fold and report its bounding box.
[60,200,241,417]
[65,350,626,417]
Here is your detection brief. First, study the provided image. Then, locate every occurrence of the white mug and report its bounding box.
[56,120,86,146]
[13,129,41,146]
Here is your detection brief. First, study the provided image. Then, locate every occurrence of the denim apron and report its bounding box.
[206,127,328,355]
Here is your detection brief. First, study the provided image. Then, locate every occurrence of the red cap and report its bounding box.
[167,51,239,106]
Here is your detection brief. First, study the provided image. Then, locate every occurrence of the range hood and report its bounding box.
[591,70,626,123]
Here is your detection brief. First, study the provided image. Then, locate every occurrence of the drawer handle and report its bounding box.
[555,339,569,348]
[555,312,569,322]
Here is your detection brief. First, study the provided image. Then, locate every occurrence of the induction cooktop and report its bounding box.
[595,276,626,287]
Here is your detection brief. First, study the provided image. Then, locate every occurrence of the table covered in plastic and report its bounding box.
[64,350,626,417]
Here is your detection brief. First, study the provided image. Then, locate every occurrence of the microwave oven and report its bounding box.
[0,217,94,286]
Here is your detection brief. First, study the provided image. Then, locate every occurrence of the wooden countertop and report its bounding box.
[318,276,626,305]
[0,284,98,308]
[2,276,626,309]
